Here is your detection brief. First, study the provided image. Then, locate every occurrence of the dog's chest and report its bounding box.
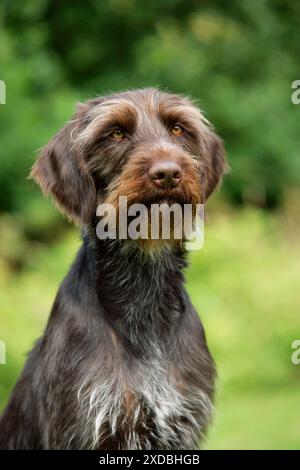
[76,359,212,450]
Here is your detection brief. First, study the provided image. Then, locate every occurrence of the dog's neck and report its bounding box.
[82,228,188,351]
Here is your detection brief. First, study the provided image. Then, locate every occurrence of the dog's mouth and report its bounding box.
[145,198,184,208]
[140,191,194,208]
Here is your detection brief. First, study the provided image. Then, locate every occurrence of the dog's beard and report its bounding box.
[97,158,202,253]
[96,196,200,256]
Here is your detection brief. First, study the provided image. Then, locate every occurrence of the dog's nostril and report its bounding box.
[154,172,165,181]
[149,161,182,189]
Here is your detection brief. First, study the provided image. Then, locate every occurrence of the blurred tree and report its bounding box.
[0,0,299,227]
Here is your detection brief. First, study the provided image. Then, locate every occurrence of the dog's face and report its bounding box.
[31,88,226,226]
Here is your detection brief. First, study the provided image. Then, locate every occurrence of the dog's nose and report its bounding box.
[149,161,182,189]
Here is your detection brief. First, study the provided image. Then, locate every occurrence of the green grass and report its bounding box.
[0,208,299,449]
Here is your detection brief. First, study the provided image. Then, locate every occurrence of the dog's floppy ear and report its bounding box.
[30,108,97,224]
[203,129,227,200]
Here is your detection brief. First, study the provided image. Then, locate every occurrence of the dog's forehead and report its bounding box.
[86,89,199,126]
[76,88,210,148]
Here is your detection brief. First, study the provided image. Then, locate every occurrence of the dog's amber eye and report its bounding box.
[172,124,184,136]
[111,128,126,140]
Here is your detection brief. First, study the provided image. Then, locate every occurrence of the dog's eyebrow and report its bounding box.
[77,99,137,145]
[158,101,210,137]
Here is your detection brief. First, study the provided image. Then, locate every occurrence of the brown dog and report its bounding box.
[0,88,226,449]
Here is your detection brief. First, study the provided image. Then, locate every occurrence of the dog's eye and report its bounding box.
[111,128,126,140]
[172,124,184,136]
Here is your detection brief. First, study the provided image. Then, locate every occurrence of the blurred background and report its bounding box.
[0,0,299,449]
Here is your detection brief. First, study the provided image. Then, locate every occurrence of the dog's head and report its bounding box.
[31,88,227,226]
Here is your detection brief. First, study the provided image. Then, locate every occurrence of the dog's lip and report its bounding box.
[141,195,188,206]
[155,198,183,205]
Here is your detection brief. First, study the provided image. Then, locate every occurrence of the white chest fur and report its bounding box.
[74,356,213,450]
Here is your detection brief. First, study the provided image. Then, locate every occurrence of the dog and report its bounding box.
[0,88,226,450]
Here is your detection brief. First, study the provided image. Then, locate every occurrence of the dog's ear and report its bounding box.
[30,108,97,224]
[203,129,227,200]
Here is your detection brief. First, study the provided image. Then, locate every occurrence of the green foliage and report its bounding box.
[0,209,299,448]
[0,1,299,449]
[0,0,299,219]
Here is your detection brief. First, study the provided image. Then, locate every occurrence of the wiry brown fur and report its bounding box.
[31,88,226,224]
[0,88,226,450]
